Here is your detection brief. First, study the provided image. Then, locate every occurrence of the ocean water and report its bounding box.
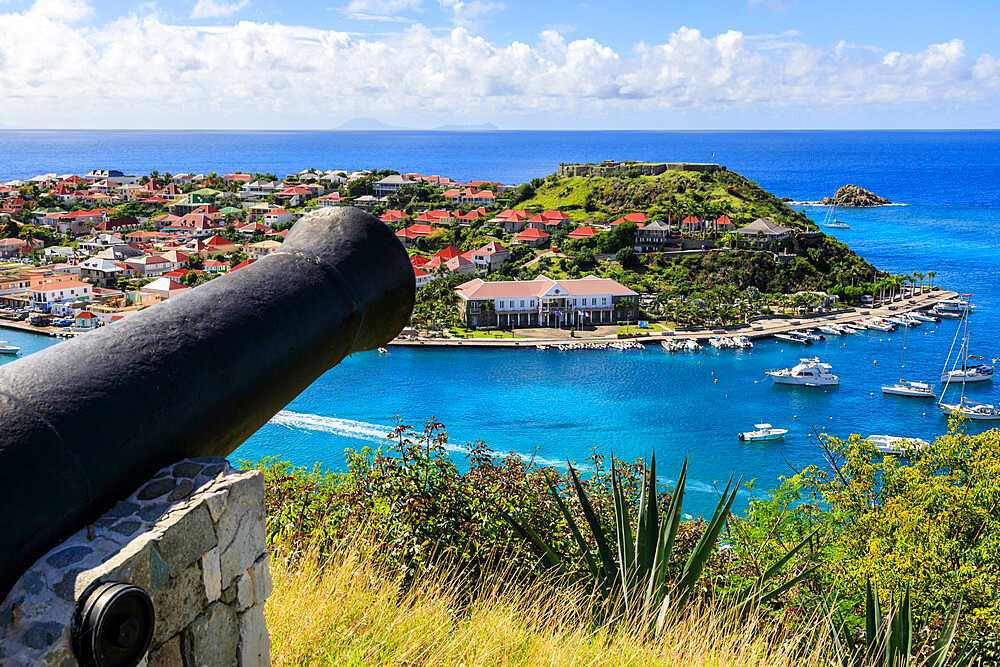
[3,130,1000,515]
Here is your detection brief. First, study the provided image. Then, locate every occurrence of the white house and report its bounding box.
[29,279,93,310]
[456,275,638,328]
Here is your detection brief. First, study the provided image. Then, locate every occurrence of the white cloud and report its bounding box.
[190,0,249,19]
[1,6,999,128]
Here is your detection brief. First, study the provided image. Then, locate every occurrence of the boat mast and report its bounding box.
[898,320,908,382]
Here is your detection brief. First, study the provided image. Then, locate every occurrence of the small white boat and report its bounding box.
[865,319,895,332]
[774,333,812,345]
[867,434,929,453]
[817,326,842,336]
[536,344,549,350]
[882,380,935,398]
[909,312,940,323]
[937,399,1000,420]
[767,357,840,386]
[734,335,753,349]
[823,222,850,229]
[0,341,20,355]
[377,347,389,354]
[739,423,788,441]
[933,309,962,319]
[835,324,860,334]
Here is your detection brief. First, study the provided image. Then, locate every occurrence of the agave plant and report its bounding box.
[828,578,973,667]
[503,454,818,635]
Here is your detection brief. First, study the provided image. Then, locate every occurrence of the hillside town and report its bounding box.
[0,161,891,337]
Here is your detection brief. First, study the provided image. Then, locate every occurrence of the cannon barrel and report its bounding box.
[0,206,414,597]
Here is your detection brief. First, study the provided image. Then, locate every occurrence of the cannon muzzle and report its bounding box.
[0,206,414,597]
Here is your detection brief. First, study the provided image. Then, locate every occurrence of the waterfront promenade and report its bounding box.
[390,289,958,348]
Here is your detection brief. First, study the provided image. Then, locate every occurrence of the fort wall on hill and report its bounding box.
[556,161,722,178]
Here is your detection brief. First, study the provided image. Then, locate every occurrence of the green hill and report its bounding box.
[517,168,814,230]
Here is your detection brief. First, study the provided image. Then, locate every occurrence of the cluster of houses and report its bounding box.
[0,163,805,333]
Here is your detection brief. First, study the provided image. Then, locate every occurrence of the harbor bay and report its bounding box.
[3,130,1000,519]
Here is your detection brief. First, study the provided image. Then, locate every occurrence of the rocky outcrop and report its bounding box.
[822,184,891,207]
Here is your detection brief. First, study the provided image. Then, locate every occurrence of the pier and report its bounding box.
[390,289,959,348]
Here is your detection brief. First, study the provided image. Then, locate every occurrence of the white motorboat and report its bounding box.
[865,319,895,332]
[867,434,930,454]
[817,326,842,336]
[377,347,389,354]
[536,344,549,350]
[795,329,824,341]
[0,341,20,355]
[909,311,940,323]
[739,423,788,441]
[733,335,753,349]
[685,339,701,351]
[938,399,1000,420]
[835,324,860,334]
[767,357,840,386]
[936,298,976,313]
[774,333,812,345]
[882,380,935,398]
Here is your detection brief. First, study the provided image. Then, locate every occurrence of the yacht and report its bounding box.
[937,296,999,417]
[936,298,976,313]
[882,380,935,398]
[941,365,994,384]
[774,333,812,345]
[882,321,934,397]
[767,357,840,386]
[794,329,824,341]
[739,423,788,441]
[816,325,842,336]
[909,311,940,323]
[938,399,1000,420]
[867,435,930,454]
[0,341,20,355]
[865,319,895,332]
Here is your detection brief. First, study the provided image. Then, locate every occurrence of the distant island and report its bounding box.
[822,184,892,207]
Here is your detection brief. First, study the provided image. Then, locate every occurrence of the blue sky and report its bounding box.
[2,0,1000,129]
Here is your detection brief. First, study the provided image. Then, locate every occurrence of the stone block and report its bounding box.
[202,547,222,603]
[236,555,273,613]
[237,606,270,667]
[185,602,237,667]
[202,489,230,523]
[151,563,206,646]
[215,472,264,556]
[155,503,218,577]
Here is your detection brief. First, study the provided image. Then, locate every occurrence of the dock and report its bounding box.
[388,289,960,349]
[0,319,78,338]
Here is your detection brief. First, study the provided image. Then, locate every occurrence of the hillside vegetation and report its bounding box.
[252,420,1000,664]
[517,168,814,229]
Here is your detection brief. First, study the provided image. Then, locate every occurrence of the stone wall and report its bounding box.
[0,458,271,666]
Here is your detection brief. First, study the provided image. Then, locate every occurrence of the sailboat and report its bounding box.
[821,204,850,229]
[882,319,935,398]
[937,296,1000,420]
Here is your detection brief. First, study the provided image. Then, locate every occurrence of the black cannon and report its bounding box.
[0,206,414,599]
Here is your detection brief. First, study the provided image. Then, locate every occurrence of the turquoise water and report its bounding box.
[4,130,1000,515]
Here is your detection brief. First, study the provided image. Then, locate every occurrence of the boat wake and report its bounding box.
[269,410,392,443]
[268,410,566,467]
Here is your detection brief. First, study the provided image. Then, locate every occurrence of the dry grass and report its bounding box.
[266,543,832,667]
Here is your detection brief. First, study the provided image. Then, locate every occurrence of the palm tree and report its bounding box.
[928,270,937,290]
